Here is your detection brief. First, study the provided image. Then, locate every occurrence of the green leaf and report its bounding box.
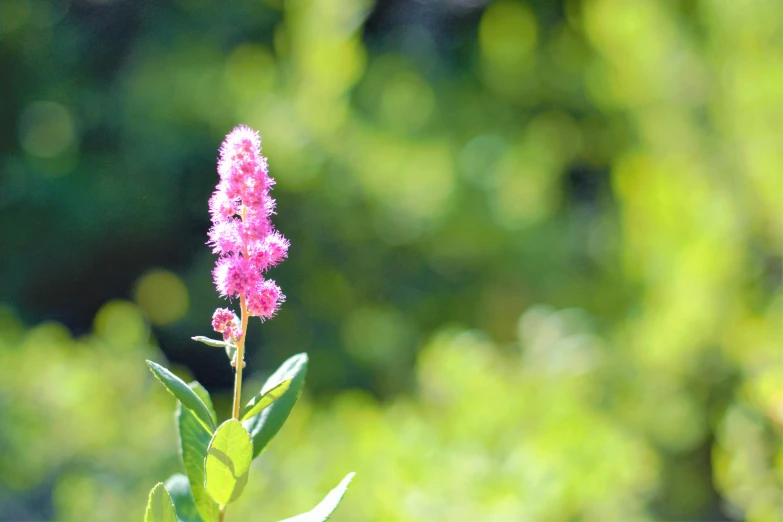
[191,336,231,348]
[178,383,220,522]
[147,360,216,432]
[243,353,308,458]
[145,483,178,522]
[205,419,253,505]
[190,381,217,426]
[239,378,292,421]
[163,474,204,522]
[278,473,355,522]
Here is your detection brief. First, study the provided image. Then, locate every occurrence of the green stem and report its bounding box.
[231,295,249,420]
[223,206,251,522]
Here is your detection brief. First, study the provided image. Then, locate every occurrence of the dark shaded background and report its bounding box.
[1,0,622,395]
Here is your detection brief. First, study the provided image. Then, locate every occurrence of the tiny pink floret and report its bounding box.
[208,125,288,329]
[212,308,242,341]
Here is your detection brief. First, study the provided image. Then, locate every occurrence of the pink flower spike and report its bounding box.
[208,124,288,325]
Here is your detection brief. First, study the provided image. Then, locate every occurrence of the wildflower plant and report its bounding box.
[143,126,354,522]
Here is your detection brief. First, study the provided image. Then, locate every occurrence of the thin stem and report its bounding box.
[231,294,249,420]
[219,506,226,522]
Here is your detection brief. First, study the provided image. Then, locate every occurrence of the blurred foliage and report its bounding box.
[0,302,659,521]
[2,0,783,520]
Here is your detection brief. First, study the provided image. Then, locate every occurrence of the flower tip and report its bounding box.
[221,124,262,156]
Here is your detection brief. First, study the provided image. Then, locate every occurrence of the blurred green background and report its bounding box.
[1,0,783,520]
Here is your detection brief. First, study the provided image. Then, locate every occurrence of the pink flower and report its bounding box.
[246,280,285,319]
[209,125,289,322]
[209,191,238,221]
[249,231,289,271]
[213,254,260,299]
[208,219,242,254]
[241,211,271,244]
[212,308,242,341]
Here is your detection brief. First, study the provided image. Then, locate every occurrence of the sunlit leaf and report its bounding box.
[145,483,178,522]
[278,473,355,522]
[244,353,308,458]
[178,383,220,522]
[190,381,217,426]
[147,360,216,432]
[205,419,253,505]
[240,378,292,421]
[163,474,204,522]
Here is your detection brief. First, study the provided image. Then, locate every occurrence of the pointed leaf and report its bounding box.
[147,360,216,432]
[240,378,292,421]
[205,419,253,505]
[279,473,355,522]
[243,353,308,458]
[191,336,232,348]
[178,384,220,522]
[164,474,204,522]
[190,381,217,426]
[145,483,178,522]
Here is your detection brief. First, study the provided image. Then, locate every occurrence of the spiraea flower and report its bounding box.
[209,125,288,337]
[212,308,242,341]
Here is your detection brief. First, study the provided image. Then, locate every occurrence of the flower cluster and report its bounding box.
[212,308,241,341]
[208,125,288,334]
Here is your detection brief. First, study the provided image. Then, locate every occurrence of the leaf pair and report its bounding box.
[174,378,291,520]
[146,473,356,522]
[147,354,307,519]
[145,353,354,521]
[146,353,304,440]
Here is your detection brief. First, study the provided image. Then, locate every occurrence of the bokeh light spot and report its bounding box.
[490,143,558,229]
[459,134,509,187]
[223,44,277,113]
[134,269,190,326]
[342,307,413,367]
[93,300,147,346]
[479,0,537,72]
[19,101,76,158]
[379,70,434,133]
